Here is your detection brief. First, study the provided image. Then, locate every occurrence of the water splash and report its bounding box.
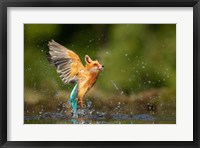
[111,80,119,91]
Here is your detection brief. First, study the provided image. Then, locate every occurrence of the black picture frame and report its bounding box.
[0,0,199,147]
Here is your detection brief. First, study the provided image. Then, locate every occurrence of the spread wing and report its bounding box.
[48,40,84,84]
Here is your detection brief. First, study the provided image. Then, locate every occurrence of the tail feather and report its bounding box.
[68,84,78,113]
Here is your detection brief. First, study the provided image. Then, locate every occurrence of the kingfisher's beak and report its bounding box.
[99,65,104,71]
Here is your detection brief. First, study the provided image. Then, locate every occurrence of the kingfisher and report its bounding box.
[48,40,104,117]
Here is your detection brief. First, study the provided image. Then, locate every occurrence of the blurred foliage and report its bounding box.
[24,24,176,117]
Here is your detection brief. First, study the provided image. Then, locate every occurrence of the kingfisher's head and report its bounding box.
[85,55,104,72]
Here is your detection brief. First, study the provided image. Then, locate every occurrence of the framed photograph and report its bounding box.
[0,0,199,147]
